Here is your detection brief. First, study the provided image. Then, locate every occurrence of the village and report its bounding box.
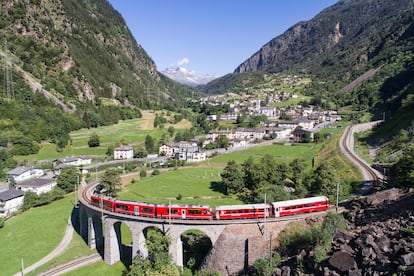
[0,75,342,218]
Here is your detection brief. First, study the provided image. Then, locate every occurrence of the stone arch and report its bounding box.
[112,220,134,267]
[90,213,104,255]
[181,229,213,273]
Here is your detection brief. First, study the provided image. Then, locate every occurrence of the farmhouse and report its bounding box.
[0,189,24,217]
[54,156,92,168]
[114,146,134,160]
[8,166,44,183]
[16,178,57,195]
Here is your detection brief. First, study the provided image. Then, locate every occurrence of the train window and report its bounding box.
[244,209,249,213]
[92,198,99,204]
[143,207,153,212]
[167,209,178,214]
[116,204,128,211]
[259,208,264,212]
[188,209,201,215]
[103,201,112,207]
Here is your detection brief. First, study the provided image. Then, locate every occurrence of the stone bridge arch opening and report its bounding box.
[181,229,213,274]
[113,221,134,268]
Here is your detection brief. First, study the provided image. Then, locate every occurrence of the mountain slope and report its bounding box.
[0,0,196,161]
[234,0,414,81]
[0,0,195,110]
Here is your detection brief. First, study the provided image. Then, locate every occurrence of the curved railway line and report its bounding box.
[39,253,101,276]
[339,123,384,192]
[79,182,327,225]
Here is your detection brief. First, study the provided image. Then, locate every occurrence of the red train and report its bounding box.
[90,194,329,220]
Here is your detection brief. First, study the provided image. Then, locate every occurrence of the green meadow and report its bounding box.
[209,142,322,167]
[119,167,242,206]
[0,194,75,276]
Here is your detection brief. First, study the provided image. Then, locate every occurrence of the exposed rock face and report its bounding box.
[272,189,414,275]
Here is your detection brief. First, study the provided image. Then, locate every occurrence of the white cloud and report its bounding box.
[176,57,189,66]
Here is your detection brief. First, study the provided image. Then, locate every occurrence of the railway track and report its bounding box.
[79,181,328,225]
[39,253,101,276]
[339,124,384,192]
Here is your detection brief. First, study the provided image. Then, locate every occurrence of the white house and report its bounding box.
[114,146,134,160]
[54,156,92,168]
[259,106,277,118]
[8,166,44,183]
[0,189,25,217]
[159,144,176,158]
[16,178,57,195]
[185,151,207,162]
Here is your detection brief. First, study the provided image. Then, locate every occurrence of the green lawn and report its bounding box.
[119,167,242,206]
[0,194,75,276]
[209,142,322,167]
[26,230,96,276]
[63,261,126,276]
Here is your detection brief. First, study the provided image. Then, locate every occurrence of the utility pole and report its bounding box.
[20,257,24,276]
[336,181,339,213]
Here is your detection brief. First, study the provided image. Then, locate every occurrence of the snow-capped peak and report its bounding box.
[161,66,216,86]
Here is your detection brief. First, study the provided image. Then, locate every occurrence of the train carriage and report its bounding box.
[215,203,272,220]
[156,204,213,220]
[90,195,115,211]
[113,200,156,217]
[271,196,329,217]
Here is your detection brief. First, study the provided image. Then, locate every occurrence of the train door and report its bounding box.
[134,206,139,216]
[181,209,186,219]
[274,205,280,217]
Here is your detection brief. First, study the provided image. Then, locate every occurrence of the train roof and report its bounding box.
[215,203,269,211]
[156,203,211,209]
[271,196,328,207]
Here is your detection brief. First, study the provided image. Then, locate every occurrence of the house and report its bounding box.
[235,128,266,141]
[8,166,44,183]
[114,146,134,160]
[0,189,24,217]
[185,151,207,162]
[53,156,92,168]
[16,178,57,195]
[292,128,314,143]
[159,144,176,158]
[230,139,247,148]
[53,156,92,175]
[259,106,277,118]
[206,130,236,142]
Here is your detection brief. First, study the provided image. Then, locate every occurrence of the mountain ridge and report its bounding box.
[161,66,216,87]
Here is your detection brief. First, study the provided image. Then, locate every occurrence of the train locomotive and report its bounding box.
[90,194,329,220]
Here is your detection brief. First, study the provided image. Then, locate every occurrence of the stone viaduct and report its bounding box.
[78,202,228,267]
[77,184,322,273]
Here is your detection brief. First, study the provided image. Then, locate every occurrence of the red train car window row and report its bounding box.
[142,207,153,213]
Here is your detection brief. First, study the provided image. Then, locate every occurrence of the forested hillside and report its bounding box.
[0,0,195,169]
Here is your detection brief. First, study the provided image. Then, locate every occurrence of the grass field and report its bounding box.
[209,142,322,168]
[119,167,242,206]
[14,110,192,161]
[0,194,75,276]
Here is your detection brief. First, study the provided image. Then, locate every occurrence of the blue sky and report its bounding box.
[108,0,338,77]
